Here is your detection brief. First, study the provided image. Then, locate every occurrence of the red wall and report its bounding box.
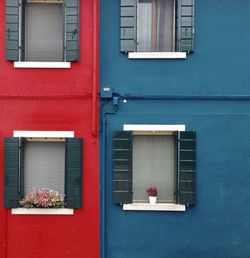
[0,1,99,257]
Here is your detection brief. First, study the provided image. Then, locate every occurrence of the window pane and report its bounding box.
[132,135,175,202]
[25,3,63,61]
[137,0,152,52]
[156,0,174,51]
[137,0,174,52]
[24,142,65,195]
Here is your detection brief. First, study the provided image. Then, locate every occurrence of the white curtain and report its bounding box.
[157,0,174,51]
[137,0,152,51]
[132,135,175,202]
[137,0,174,52]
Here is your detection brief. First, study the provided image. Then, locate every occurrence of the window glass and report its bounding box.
[24,142,65,195]
[132,135,175,202]
[137,0,174,52]
[25,3,63,61]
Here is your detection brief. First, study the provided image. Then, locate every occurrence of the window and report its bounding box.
[120,0,195,55]
[3,132,83,209]
[24,141,65,195]
[112,127,196,209]
[6,0,79,62]
[132,134,176,203]
[137,0,175,52]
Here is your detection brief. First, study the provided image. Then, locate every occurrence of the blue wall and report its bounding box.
[100,1,250,258]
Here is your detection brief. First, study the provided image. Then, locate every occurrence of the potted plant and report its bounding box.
[19,188,64,208]
[146,187,158,204]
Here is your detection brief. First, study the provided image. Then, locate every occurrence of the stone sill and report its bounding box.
[128,52,186,59]
[123,203,186,211]
[14,62,71,69]
[12,208,74,215]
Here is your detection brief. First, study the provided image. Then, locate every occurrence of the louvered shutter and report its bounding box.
[177,131,196,206]
[65,0,79,61]
[113,131,132,204]
[120,0,136,52]
[6,0,20,61]
[65,138,83,208]
[176,0,195,53]
[4,138,24,208]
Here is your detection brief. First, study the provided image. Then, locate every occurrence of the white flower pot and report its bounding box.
[149,196,157,204]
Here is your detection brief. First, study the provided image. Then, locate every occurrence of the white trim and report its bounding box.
[12,208,74,215]
[123,124,185,131]
[13,131,74,138]
[14,62,71,69]
[123,203,186,211]
[128,52,186,59]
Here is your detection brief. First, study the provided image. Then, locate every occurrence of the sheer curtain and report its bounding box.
[137,0,152,51]
[132,135,175,202]
[137,0,174,52]
[157,0,174,51]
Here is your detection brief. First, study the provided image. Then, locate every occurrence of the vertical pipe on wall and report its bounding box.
[100,105,118,258]
[101,115,107,258]
[3,209,7,258]
[92,0,99,136]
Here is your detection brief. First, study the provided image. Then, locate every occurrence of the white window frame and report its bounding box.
[12,130,74,215]
[122,124,186,212]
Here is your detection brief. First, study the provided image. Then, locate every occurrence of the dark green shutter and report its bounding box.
[19,138,25,199]
[65,0,79,61]
[65,138,83,208]
[4,138,23,208]
[176,0,195,53]
[6,0,20,61]
[120,0,136,53]
[177,131,196,206]
[113,131,132,204]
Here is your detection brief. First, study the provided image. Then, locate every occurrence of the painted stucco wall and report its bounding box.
[0,1,99,258]
[100,1,250,258]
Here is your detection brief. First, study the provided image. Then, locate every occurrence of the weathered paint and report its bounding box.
[0,0,99,257]
[100,1,250,258]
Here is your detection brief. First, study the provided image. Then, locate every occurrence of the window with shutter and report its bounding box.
[120,0,195,56]
[5,0,80,62]
[113,127,196,211]
[3,134,83,209]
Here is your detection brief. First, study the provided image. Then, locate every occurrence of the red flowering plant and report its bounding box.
[146,187,158,197]
[19,188,64,208]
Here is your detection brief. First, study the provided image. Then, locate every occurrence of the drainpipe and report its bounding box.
[100,98,118,258]
[92,0,99,136]
[2,209,7,258]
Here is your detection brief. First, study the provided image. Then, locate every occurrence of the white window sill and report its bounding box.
[14,62,71,69]
[128,52,186,59]
[123,203,186,211]
[12,208,74,215]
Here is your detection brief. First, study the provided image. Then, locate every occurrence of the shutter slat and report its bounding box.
[65,0,79,61]
[177,131,196,206]
[113,131,132,204]
[4,138,20,208]
[176,0,195,53]
[120,0,136,52]
[65,138,83,208]
[6,0,20,61]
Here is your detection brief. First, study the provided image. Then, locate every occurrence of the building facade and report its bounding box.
[0,0,99,257]
[100,1,250,258]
